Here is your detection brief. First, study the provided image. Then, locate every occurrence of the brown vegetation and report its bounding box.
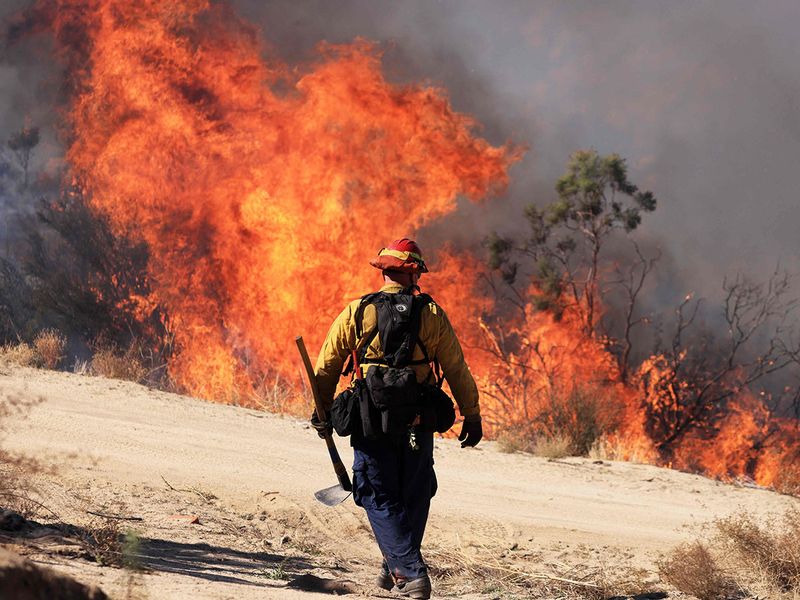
[428,541,660,599]
[76,516,141,570]
[0,342,38,368]
[532,434,572,459]
[33,329,67,369]
[658,541,739,600]
[772,450,800,496]
[715,509,800,593]
[659,509,800,599]
[491,382,621,459]
[495,424,535,454]
[89,343,147,383]
[0,328,66,371]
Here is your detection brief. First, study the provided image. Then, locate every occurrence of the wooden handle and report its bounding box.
[296,336,327,421]
[295,336,352,492]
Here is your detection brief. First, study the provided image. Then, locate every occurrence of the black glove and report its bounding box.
[458,416,482,448]
[310,410,332,439]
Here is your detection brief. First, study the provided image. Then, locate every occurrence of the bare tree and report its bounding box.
[605,242,660,383]
[640,268,798,458]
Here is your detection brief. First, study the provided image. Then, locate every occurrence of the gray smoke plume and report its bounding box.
[235,0,800,303]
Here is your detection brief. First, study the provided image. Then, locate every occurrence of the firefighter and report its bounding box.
[312,238,482,600]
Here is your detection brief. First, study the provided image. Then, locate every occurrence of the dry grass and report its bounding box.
[76,518,143,574]
[427,541,660,599]
[32,329,67,369]
[0,329,68,371]
[492,383,624,459]
[496,425,536,454]
[658,541,740,600]
[0,341,38,367]
[90,344,147,383]
[533,434,573,459]
[773,455,800,497]
[588,433,657,464]
[660,509,800,599]
[250,373,299,414]
[714,509,800,594]
[72,500,142,571]
[79,516,125,567]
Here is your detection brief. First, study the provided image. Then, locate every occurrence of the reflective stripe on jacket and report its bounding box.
[314,283,480,419]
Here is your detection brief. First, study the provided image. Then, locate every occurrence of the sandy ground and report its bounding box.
[1,365,798,599]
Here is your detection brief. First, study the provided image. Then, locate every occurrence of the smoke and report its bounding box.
[2,0,799,322]
[231,0,800,303]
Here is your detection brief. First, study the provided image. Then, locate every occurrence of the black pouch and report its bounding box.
[365,365,420,435]
[331,380,364,437]
[419,384,456,433]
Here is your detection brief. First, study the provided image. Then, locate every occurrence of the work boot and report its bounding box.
[391,574,432,599]
[375,562,393,590]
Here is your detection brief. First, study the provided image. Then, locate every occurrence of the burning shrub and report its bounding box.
[658,541,739,600]
[484,148,800,486]
[32,329,66,369]
[90,343,147,383]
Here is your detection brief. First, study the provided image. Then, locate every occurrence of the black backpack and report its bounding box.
[330,288,454,439]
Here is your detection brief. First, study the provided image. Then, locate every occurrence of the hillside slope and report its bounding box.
[1,366,796,598]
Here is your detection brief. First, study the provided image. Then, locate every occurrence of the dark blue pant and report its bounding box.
[352,429,437,580]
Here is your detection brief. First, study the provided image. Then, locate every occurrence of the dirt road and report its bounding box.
[2,366,796,598]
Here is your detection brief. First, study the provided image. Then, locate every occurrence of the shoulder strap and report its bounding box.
[342,292,382,377]
[345,290,438,374]
[354,291,382,339]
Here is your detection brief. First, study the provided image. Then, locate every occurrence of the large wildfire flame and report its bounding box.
[38,0,519,399]
[20,0,798,491]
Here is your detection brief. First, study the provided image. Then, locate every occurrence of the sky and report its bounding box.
[2,0,799,306]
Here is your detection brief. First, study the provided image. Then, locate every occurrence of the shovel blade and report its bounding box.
[314,484,351,506]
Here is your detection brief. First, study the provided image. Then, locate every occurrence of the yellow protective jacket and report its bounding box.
[314,283,480,419]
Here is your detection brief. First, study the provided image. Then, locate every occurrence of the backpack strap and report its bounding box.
[344,290,438,376]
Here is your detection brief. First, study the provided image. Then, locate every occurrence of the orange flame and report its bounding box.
[42,0,520,399]
[27,0,797,491]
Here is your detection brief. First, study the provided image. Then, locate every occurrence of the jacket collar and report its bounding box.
[379,283,406,293]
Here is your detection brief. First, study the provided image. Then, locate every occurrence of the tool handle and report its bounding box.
[296,336,352,492]
[324,434,352,491]
[296,336,328,420]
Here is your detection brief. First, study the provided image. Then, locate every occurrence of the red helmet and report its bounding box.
[369,238,428,273]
